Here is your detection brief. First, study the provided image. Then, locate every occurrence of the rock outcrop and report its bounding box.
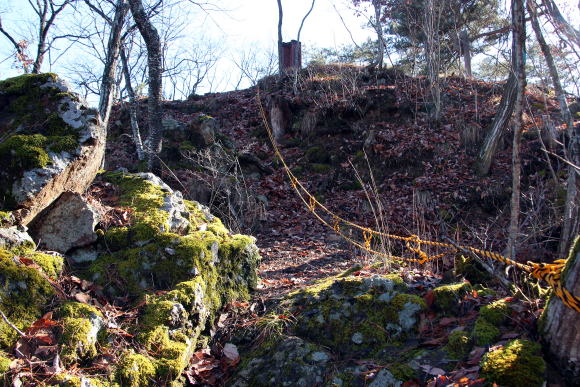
[232,274,429,386]
[0,73,105,226]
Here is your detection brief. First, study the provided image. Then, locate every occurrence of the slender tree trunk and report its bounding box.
[99,0,129,128]
[128,0,164,173]
[32,3,48,74]
[528,0,578,256]
[506,0,526,259]
[460,30,472,77]
[541,237,580,381]
[120,47,145,161]
[476,74,517,176]
[372,0,385,69]
[277,0,284,74]
[424,0,442,122]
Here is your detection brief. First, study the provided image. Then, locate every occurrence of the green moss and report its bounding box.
[445,330,471,359]
[141,326,191,380]
[28,251,63,279]
[311,163,331,173]
[0,134,51,170]
[455,256,491,284]
[479,298,511,325]
[388,363,416,381]
[432,282,472,314]
[0,351,11,374]
[60,317,98,365]
[58,301,103,319]
[116,351,156,387]
[480,339,545,387]
[0,248,55,350]
[472,317,500,346]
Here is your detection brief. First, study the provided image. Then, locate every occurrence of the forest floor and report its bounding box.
[104,67,574,386]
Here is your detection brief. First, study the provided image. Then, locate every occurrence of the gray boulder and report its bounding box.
[0,73,105,226]
[29,192,102,253]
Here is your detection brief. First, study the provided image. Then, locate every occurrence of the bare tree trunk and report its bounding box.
[460,30,472,77]
[120,47,145,161]
[128,0,163,173]
[506,0,526,259]
[424,0,442,122]
[99,0,129,128]
[541,237,580,381]
[528,0,578,256]
[476,74,517,176]
[372,0,385,69]
[277,0,284,74]
[32,0,71,74]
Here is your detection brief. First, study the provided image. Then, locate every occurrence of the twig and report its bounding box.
[0,307,25,337]
[443,237,512,290]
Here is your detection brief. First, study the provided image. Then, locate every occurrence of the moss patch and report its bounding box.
[480,339,545,387]
[445,330,471,359]
[0,247,55,350]
[116,351,156,387]
[287,275,423,357]
[472,317,500,346]
[479,298,511,325]
[431,282,472,314]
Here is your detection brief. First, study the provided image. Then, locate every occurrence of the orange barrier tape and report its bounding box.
[256,89,580,312]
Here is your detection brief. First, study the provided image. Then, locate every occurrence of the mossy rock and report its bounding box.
[472,317,500,346]
[116,350,157,387]
[480,339,545,387]
[0,247,58,350]
[57,302,105,366]
[88,172,259,298]
[479,298,511,325]
[232,336,331,387]
[431,282,472,315]
[82,172,260,385]
[287,274,424,357]
[0,74,83,209]
[445,330,471,359]
[454,255,492,284]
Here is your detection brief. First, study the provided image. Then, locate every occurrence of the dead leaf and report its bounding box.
[420,364,446,376]
[223,343,239,364]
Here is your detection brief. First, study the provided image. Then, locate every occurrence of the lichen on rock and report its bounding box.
[0,73,104,225]
[286,274,424,357]
[75,172,259,385]
[232,336,331,387]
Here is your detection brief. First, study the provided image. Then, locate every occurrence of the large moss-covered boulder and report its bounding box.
[286,274,425,357]
[79,171,259,385]
[0,73,105,226]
